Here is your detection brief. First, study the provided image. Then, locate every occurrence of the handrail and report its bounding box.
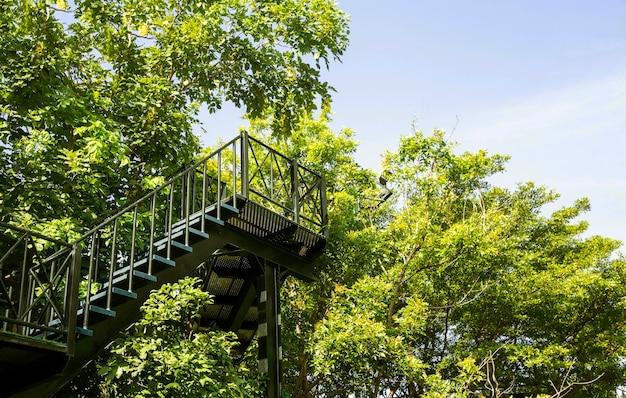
[0,132,328,355]
[0,222,72,248]
[75,134,243,245]
[74,132,327,244]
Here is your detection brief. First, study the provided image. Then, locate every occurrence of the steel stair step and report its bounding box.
[133,269,157,283]
[204,201,242,226]
[166,224,210,245]
[111,287,138,300]
[88,305,116,319]
[154,237,192,258]
[133,254,176,273]
[76,327,94,337]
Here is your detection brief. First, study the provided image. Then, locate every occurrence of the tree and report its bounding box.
[0,0,349,239]
[97,277,260,397]
[370,131,626,397]
[262,125,626,397]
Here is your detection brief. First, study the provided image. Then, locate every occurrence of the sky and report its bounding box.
[202,1,626,249]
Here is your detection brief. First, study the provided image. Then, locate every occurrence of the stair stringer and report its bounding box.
[6,233,231,398]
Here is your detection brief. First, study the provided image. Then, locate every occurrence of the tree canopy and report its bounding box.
[3,1,625,396]
[54,111,625,398]
[251,118,626,398]
[0,0,349,239]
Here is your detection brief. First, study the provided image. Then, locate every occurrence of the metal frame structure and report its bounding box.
[0,226,81,355]
[0,132,327,397]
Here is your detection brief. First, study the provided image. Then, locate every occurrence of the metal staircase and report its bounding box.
[0,132,327,397]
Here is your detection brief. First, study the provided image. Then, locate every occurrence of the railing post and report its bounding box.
[258,260,282,398]
[66,242,82,356]
[291,159,300,224]
[217,151,222,220]
[106,218,118,310]
[241,131,249,199]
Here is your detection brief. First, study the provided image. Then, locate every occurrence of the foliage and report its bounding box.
[97,277,260,397]
[48,113,626,398]
[248,108,385,396]
[264,124,626,397]
[311,277,427,397]
[0,0,349,239]
[4,0,624,393]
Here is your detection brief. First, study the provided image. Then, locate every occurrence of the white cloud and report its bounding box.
[458,72,626,151]
[458,72,626,246]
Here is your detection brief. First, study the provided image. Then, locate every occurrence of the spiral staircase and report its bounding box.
[0,132,327,397]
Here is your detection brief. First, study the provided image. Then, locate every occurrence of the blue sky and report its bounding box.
[203,1,626,248]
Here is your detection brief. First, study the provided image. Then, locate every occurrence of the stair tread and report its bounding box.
[112,287,138,300]
[87,305,116,318]
[133,269,157,282]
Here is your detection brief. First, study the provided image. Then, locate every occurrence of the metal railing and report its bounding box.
[246,135,327,235]
[0,223,81,354]
[0,132,327,353]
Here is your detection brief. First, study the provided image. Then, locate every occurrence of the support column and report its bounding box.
[257,260,282,398]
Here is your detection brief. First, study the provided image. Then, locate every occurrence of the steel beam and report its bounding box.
[257,260,282,398]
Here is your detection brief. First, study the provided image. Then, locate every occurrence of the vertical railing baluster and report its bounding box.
[292,159,299,224]
[3,286,11,331]
[270,153,274,200]
[106,218,118,310]
[242,132,249,198]
[167,182,174,259]
[20,237,34,335]
[128,205,138,292]
[148,194,157,275]
[17,236,29,334]
[191,168,197,214]
[26,277,35,332]
[66,243,82,356]
[185,171,191,246]
[217,151,222,220]
[179,174,184,219]
[232,139,237,208]
[201,161,207,232]
[83,233,97,330]
[93,234,100,283]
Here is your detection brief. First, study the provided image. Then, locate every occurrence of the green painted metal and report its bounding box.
[0,133,327,397]
[258,260,283,398]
